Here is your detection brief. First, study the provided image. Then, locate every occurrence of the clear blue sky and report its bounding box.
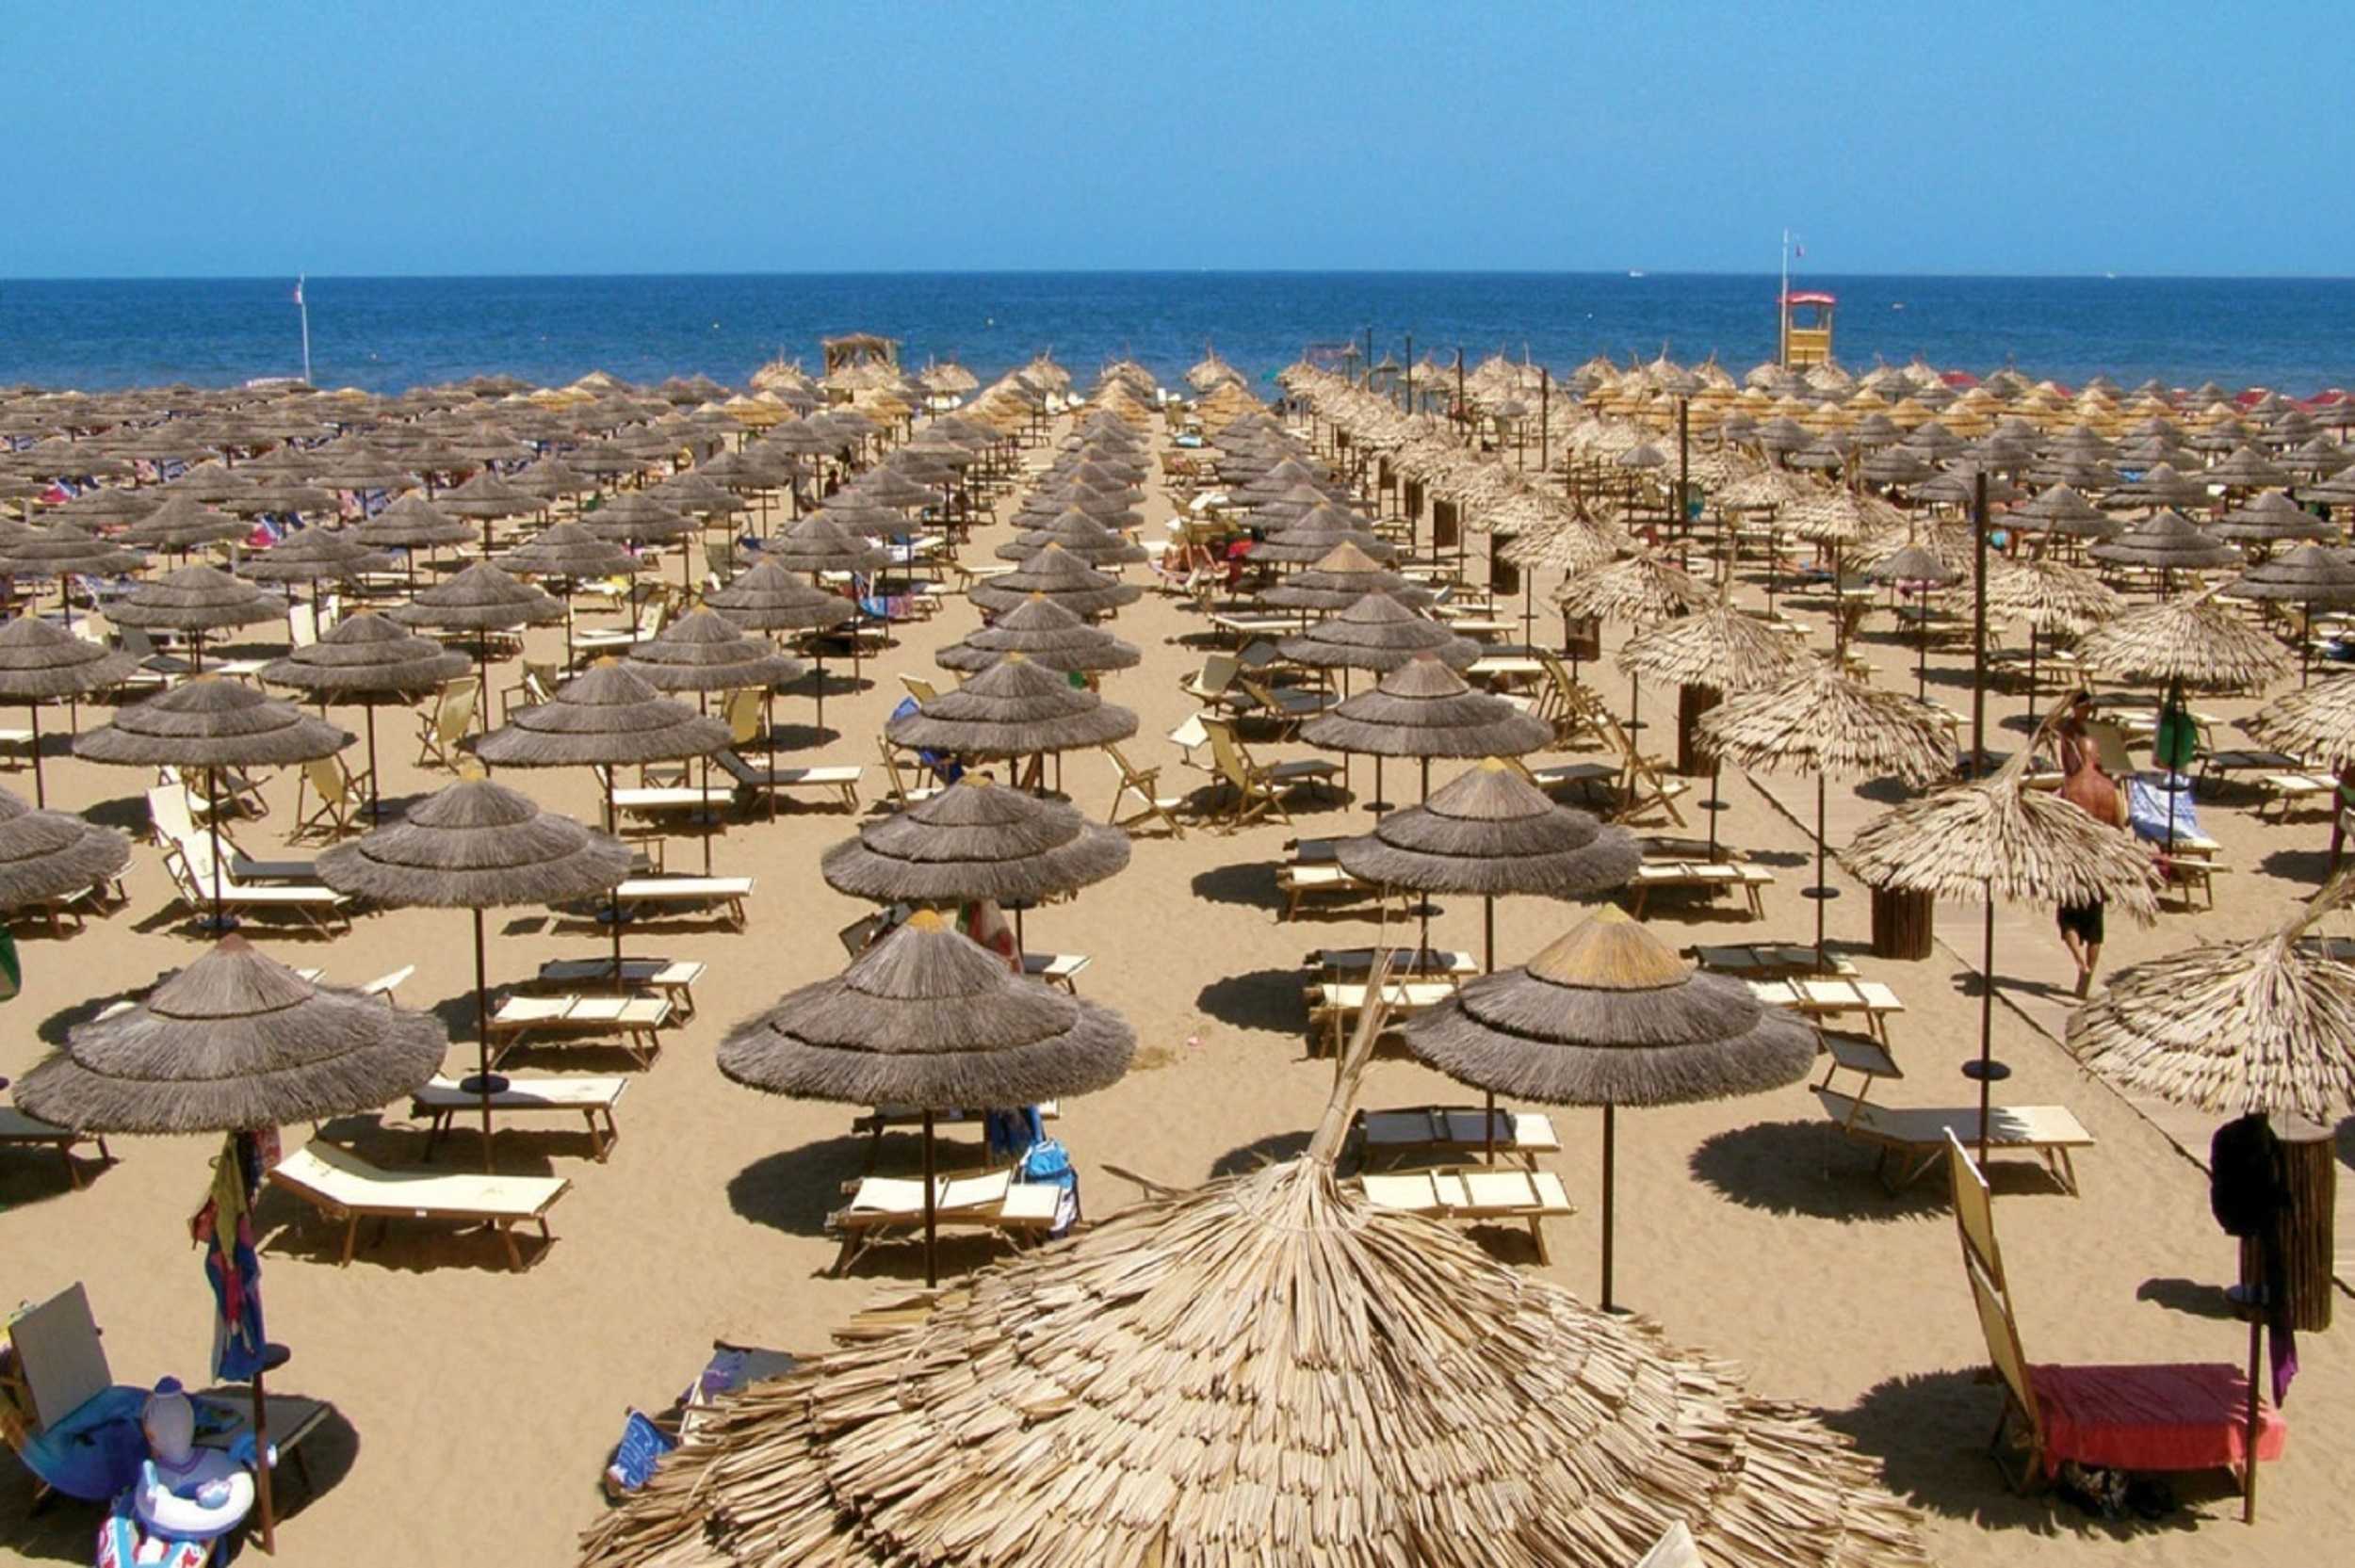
[7,0,2347,279]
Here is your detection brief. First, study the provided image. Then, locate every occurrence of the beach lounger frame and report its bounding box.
[1816,1088,2091,1194]
[268,1143,570,1270]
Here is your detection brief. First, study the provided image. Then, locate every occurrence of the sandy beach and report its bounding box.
[3,388,2351,1568]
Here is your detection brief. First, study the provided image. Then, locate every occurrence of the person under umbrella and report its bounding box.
[75,679,350,930]
[16,935,446,1551]
[0,615,137,805]
[718,909,1135,1286]
[1844,738,2161,1152]
[621,609,804,846]
[259,612,470,821]
[318,778,631,1167]
[1396,905,1815,1314]
[476,664,729,979]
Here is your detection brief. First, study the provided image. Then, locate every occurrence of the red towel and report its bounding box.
[2031,1362,2286,1477]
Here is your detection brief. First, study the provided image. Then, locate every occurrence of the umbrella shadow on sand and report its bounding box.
[1687,1119,2048,1221]
[1188,861,1285,914]
[728,1138,1021,1282]
[1194,968,1308,1035]
[1824,1367,2232,1534]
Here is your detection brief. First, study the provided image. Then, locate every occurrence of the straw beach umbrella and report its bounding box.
[820,775,1129,952]
[1983,556,2122,726]
[1616,599,1808,851]
[1555,551,1708,739]
[0,784,131,913]
[318,778,632,1165]
[1404,907,1816,1310]
[1844,747,2160,1150]
[0,614,137,804]
[2077,589,2296,693]
[1277,590,1478,672]
[717,909,1135,1285]
[704,558,855,732]
[260,612,471,820]
[75,678,350,929]
[623,608,805,846]
[934,593,1140,677]
[1698,658,1956,965]
[969,542,1143,620]
[581,1020,1927,1568]
[15,933,445,1550]
[392,560,563,723]
[477,663,731,975]
[2230,543,2355,685]
[1304,653,1552,810]
[885,654,1136,790]
[2089,509,2241,593]
[356,493,472,590]
[107,563,280,672]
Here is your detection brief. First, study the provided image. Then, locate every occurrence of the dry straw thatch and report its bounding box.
[16,935,445,1135]
[74,676,351,769]
[717,909,1134,1110]
[2248,672,2355,768]
[2074,590,2294,691]
[356,494,473,549]
[317,778,631,910]
[477,663,733,768]
[1697,659,1953,784]
[259,611,470,695]
[1842,750,2162,916]
[969,543,1145,619]
[0,785,130,909]
[1552,551,1709,625]
[394,559,563,631]
[705,560,856,633]
[2068,875,2355,1122]
[1277,591,1477,672]
[1262,540,1434,611]
[885,654,1138,758]
[934,595,1140,675]
[106,563,280,634]
[1616,602,1807,693]
[501,520,642,581]
[583,1008,1924,1568]
[1334,758,1638,899]
[1303,655,1552,759]
[0,613,138,699]
[995,507,1148,567]
[1982,556,2121,634]
[622,609,806,693]
[820,776,1129,906]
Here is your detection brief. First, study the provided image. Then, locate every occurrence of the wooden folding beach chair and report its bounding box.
[291,752,368,842]
[1200,713,1338,831]
[1101,741,1188,836]
[414,675,480,770]
[1945,1133,2284,1500]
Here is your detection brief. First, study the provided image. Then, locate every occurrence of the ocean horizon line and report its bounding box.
[8,267,2355,286]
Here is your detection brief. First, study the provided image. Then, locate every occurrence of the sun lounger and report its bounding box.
[1946,1133,2283,1497]
[1277,861,1396,921]
[268,1142,570,1269]
[487,994,671,1068]
[162,845,353,937]
[1752,977,1905,1045]
[0,1107,113,1188]
[1354,1165,1575,1263]
[533,956,705,1018]
[411,1075,630,1161]
[825,1166,1063,1274]
[1307,979,1460,1057]
[611,875,754,929]
[1354,1106,1561,1170]
[1022,952,1090,991]
[1626,860,1774,919]
[712,750,863,809]
[1310,946,1477,979]
[1690,944,1857,978]
[851,1101,1062,1165]
[2257,771,2340,821]
[1816,1088,2092,1194]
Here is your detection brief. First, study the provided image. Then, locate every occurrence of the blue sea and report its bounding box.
[2,272,2351,397]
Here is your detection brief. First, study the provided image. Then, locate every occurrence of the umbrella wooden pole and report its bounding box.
[468,908,501,1169]
[1812,775,1828,971]
[363,701,381,823]
[250,1366,276,1554]
[1483,896,1498,1165]
[26,703,41,808]
[1600,1101,1617,1312]
[2244,1306,2265,1523]
[1971,472,1990,779]
[607,774,625,988]
[1976,894,1996,1163]
[205,768,230,932]
[922,1110,939,1290]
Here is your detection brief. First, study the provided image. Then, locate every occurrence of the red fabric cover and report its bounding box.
[2031,1362,2286,1477]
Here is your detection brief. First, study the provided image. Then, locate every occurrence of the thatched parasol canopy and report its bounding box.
[1404,908,1816,1108]
[1263,541,1435,612]
[116,495,248,553]
[1334,759,1638,899]
[0,613,138,698]
[1697,659,1952,784]
[717,909,1134,1110]
[1983,556,2120,634]
[355,493,473,549]
[15,936,445,1135]
[0,786,130,909]
[820,776,1129,907]
[934,594,1140,676]
[75,677,350,769]
[1553,552,1709,625]
[755,516,887,574]
[2230,542,2355,607]
[240,526,392,584]
[1616,602,1806,694]
[995,507,1147,567]
[1301,655,1552,759]
[106,563,280,635]
[394,559,563,631]
[2075,590,2295,691]
[2067,876,2355,1123]
[477,663,732,768]
[317,778,631,910]
[969,543,1144,619]
[2211,491,2338,545]
[1842,752,2161,916]
[501,520,642,581]
[1278,591,1477,672]
[258,611,469,695]
[705,560,856,633]
[621,608,805,694]
[885,654,1137,758]
[2087,509,2242,573]
[2249,673,2355,769]
[578,1124,1926,1568]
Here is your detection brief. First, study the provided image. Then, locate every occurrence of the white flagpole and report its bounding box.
[1778,231,1791,368]
[297,275,313,385]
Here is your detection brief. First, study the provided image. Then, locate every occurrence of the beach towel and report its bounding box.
[2126,772,2200,844]
[1018,1139,1080,1237]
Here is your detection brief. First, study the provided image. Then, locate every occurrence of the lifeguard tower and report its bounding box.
[1778,292,1836,368]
